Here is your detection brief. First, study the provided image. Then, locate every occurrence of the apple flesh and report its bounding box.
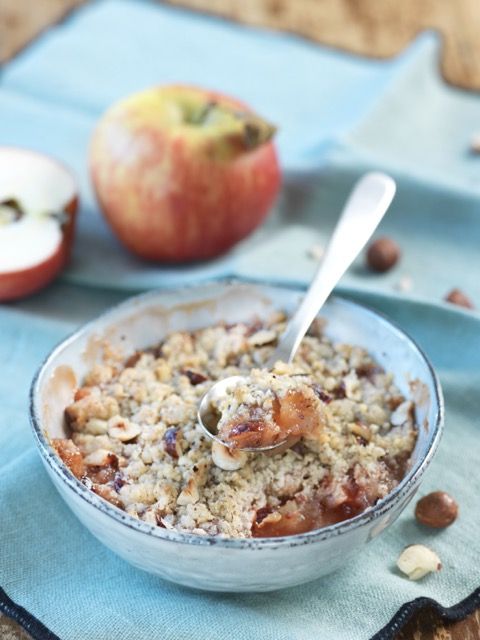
[90,85,281,262]
[0,148,77,302]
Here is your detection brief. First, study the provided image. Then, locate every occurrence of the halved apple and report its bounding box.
[0,147,78,302]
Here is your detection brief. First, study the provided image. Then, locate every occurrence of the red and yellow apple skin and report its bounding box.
[90,85,281,262]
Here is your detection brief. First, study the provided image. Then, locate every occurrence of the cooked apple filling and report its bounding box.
[214,370,327,450]
[54,313,417,538]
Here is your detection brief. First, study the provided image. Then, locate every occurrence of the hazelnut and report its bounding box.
[415,491,458,528]
[349,423,371,442]
[366,237,401,273]
[397,544,442,580]
[247,329,277,347]
[211,441,247,471]
[108,416,141,442]
[177,478,199,505]
[444,288,474,310]
[85,418,109,435]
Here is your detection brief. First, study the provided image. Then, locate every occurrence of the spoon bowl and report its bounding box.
[197,375,288,452]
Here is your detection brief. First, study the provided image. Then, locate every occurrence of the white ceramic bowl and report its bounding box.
[30,281,443,592]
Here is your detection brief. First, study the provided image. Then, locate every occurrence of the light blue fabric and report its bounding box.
[2,286,480,640]
[1,1,480,638]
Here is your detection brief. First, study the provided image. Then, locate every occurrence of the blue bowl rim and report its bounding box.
[29,278,444,550]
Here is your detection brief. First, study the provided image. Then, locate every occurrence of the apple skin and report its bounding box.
[0,195,77,303]
[90,85,281,262]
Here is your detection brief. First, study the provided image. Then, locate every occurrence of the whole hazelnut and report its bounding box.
[366,237,401,273]
[415,491,458,528]
[444,288,475,310]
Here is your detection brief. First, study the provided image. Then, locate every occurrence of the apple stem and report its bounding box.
[235,112,277,149]
[190,101,277,152]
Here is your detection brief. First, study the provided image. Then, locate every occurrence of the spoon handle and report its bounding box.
[268,172,396,366]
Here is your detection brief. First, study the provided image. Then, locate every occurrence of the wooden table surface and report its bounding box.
[0,1,479,639]
[2,0,480,89]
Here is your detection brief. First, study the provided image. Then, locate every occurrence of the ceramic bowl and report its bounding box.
[30,281,443,592]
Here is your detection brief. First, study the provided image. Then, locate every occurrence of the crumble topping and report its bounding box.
[53,312,417,538]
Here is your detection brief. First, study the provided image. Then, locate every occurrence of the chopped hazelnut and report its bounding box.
[444,288,475,310]
[349,423,371,442]
[211,441,247,471]
[247,329,277,347]
[85,418,109,435]
[84,448,115,467]
[177,478,199,505]
[108,416,141,442]
[397,544,442,580]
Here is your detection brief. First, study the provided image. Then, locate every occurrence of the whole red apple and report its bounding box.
[0,147,77,302]
[90,85,280,262]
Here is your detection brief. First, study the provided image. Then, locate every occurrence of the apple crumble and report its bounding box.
[53,312,417,538]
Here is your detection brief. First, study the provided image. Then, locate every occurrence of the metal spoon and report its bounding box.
[198,172,396,452]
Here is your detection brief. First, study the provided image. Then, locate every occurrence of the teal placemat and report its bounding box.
[1,284,479,640]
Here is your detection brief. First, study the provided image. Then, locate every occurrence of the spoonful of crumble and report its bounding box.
[198,172,396,452]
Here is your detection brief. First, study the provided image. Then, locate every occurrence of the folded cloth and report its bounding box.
[0,286,480,640]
